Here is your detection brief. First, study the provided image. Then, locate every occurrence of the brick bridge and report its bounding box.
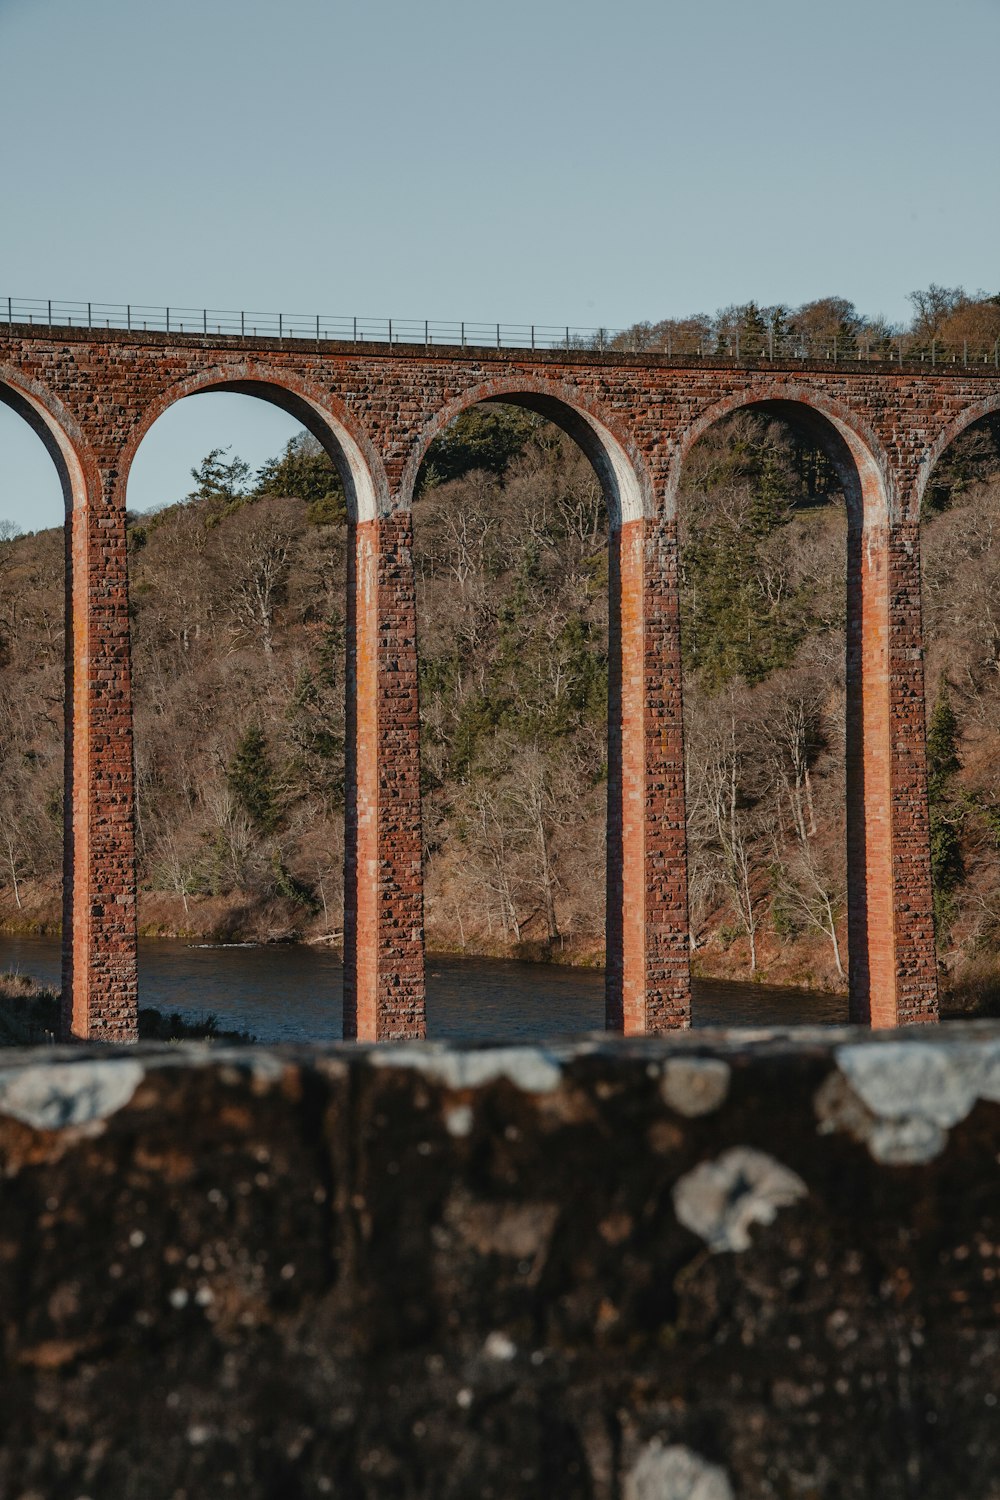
[3,322,998,1042]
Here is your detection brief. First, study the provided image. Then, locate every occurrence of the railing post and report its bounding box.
[279,313,283,339]
[127,304,131,331]
[388,318,392,345]
[565,326,570,350]
[241,310,245,337]
[531,325,535,350]
[425,319,429,345]
[461,321,465,348]
[496,323,500,349]
[317,314,321,342]
[931,339,936,367]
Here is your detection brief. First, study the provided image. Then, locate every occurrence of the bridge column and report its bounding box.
[847,519,938,1026]
[61,469,139,1041]
[607,515,691,1032]
[344,509,426,1040]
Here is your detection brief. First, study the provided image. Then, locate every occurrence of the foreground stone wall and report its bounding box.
[1,1025,998,1498]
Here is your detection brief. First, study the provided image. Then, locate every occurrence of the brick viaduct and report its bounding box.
[2,322,998,1042]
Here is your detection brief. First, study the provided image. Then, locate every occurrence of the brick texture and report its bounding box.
[4,328,998,1039]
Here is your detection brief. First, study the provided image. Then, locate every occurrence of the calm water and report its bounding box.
[0,936,845,1041]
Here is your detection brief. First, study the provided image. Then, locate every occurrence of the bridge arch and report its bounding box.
[915,391,1000,515]
[122,366,386,1042]
[121,364,385,523]
[668,383,894,527]
[0,368,122,1042]
[399,374,686,1032]
[399,375,653,527]
[671,385,936,1026]
[0,365,91,510]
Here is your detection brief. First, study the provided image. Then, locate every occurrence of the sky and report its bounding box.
[2,0,999,529]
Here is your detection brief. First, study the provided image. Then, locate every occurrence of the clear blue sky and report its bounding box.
[2,0,999,529]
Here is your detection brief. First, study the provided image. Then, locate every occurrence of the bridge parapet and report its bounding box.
[5,312,1000,374]
[0,1024,997,1496]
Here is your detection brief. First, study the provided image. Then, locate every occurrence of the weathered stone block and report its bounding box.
[0,1025,998,1496]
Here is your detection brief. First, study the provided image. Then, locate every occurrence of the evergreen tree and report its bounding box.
[417,405,540,491]
[254,434,346,525]
[188,447,251,505]
[926,696,965,935]
[227,726,281,834]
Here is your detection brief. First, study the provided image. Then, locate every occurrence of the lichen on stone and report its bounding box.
[0,1059,145,1132]
[660,1058,730,1117]
[672,1146,807,1253]
[369,1044,562,1094]
[816,1039,1000,1164]
[624,1440,734,1500]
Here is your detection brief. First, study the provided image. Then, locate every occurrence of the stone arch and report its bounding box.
[915,391,1000,514]
[667,379,936,1026]
[0,368,124,1043]
[0,364,92,511]
[399,375,653,527]
[399,371,688,1033]
[667,383,893,527]
[120,363,385,523]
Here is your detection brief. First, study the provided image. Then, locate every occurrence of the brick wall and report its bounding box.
[4,328,999,1039]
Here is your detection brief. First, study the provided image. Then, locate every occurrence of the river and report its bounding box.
[0,936,845,1041]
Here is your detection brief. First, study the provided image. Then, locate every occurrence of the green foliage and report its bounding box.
[254,434,346,525]
[927,698,961,791]
[188,447,251,505]
[680,415,840,690]
[418,404,541,491]
[926,696,966,936]
[227,726,280,834]
[271,852,320,913]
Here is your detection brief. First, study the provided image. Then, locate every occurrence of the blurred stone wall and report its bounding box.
[1,1025,998,1497]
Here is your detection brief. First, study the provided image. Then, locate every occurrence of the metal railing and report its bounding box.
[4,296,999,368]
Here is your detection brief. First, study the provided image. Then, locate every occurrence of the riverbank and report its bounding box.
[0,882,849,991]
[4,884,996,1019]
[0,971,255,1047]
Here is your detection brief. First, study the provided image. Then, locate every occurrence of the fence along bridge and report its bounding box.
[3,297,999,1041]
